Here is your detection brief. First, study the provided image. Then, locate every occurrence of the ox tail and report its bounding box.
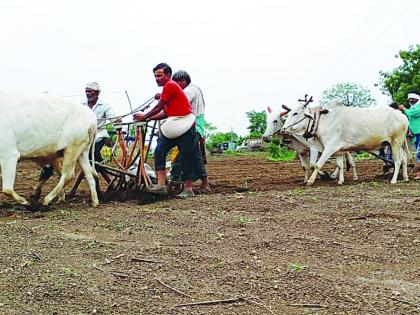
[403,136,411,163]
[89,127,99,180]
[346,154,351,172]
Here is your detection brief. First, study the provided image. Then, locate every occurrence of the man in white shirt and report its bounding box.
[171,70,210,192]
[68,81,118,197]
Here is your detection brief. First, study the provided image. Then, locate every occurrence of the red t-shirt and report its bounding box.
[160,80,192,117]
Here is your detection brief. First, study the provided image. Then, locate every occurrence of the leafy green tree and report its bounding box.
[378,45,420,104]
[206,131,239,149]
[204,121,217,139]
[246,110,267,138]
[320,82,376,107]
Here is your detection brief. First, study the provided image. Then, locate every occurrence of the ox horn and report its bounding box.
[267,106,273,113]
[281,104,291,112]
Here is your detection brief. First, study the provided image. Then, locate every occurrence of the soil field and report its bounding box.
[0,155,419,314]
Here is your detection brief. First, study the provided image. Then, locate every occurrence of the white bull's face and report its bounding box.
[282,105,310,134]
[263,108,285,141]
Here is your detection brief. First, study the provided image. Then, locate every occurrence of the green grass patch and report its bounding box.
[354,151,374,161]
[266,143,296,161]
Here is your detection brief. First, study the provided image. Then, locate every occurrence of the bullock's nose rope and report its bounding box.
[283,115,312,131]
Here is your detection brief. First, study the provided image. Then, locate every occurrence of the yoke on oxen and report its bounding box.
[263,95,358,185]
[282,99,409,185]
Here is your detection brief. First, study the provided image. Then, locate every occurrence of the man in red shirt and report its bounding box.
[133,63,195,198]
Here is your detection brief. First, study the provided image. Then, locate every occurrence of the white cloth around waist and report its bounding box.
[160,113,195,139]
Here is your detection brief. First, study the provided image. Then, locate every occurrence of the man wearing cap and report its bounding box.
[133,63,195,198]
[68,81,119,196]
[398,90,420,179]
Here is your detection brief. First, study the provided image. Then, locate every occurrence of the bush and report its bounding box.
[354,151,373,161]
[266,143,296,161]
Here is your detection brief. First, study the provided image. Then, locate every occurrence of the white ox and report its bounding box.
[0,93,99,207]
[282,100,409,185]
[263,106,357,184]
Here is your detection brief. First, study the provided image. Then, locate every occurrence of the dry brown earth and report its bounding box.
[0,155,419,314]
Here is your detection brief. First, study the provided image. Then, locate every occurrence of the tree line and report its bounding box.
[206,44,419,149]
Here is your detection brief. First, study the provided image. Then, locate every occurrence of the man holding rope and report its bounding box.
[68,81,119,197]
[133,63,195,198]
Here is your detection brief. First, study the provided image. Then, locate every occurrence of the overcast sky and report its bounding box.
[0,0,418,135]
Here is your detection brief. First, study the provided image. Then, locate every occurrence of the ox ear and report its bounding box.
[267,106,272,113]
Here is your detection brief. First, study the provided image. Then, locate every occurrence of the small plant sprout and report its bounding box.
[115,222,125,231]
[288,188,304,196]
[288,262,306,272]
[61,266,80,277]
[236,215,252,226]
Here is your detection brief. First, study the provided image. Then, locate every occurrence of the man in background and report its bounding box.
[398,90,420,179]
[68,81,119,197]
[171,70,210,192]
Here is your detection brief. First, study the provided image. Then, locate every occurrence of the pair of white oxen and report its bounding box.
[0,93,100,208]
[263,100,410,185]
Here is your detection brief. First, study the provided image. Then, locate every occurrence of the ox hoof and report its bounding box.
[306,181,314,186]
[337,181,344,185]
[29,193,41,202]
[26,203,42,212]
[319,171,331,180]
[23,197,41,212]
[66,191,76,199]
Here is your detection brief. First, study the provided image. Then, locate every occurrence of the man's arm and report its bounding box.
[149,111,168,121]
[133,100,167,121]
[402,105,420,118]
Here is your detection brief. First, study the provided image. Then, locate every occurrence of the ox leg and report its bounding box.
[43,150,78,206]
[307,147,337,186]
[298,153,310,183]
[31,165,54,201]
[0,156,29,205]
[346,152,358,180]
[390,143,403,184]
[335,154,345,185]
[77,150,99,207]
[330,165,339,179]
[52,159,66,203]
[398,145,409,182]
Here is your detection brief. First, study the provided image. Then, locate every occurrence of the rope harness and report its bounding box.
[96,96,156,132]
[281,95,329,141]
[302,108,329,140]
